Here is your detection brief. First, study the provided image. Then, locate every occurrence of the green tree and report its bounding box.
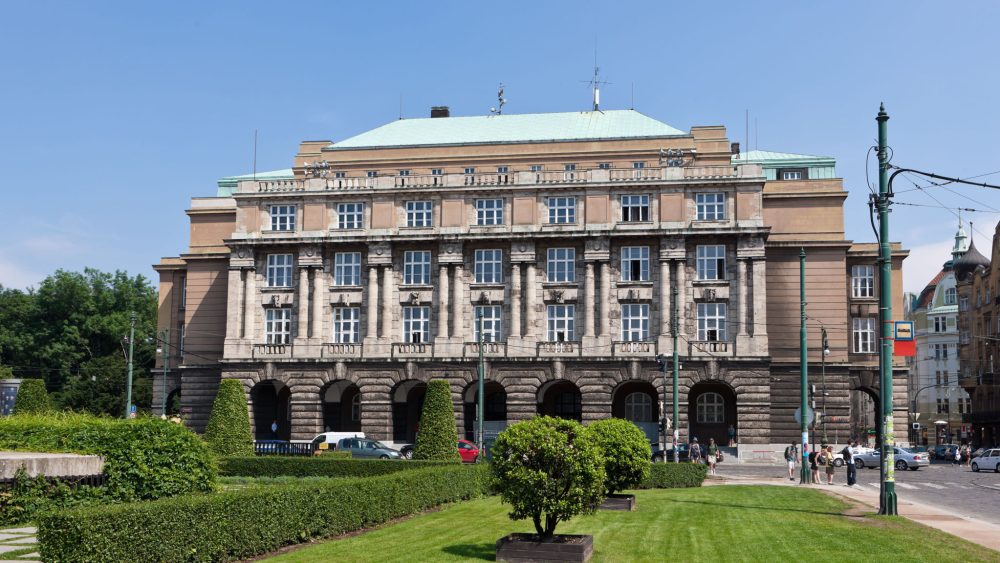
[0,365,12,380]
[54,356,153,416]
[203,379,253,457]
[491,416,605,540]
[587,418,651,495]
[13,379,51,414]
[413,380,460,461]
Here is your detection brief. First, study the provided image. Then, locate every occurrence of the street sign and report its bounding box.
[794,406,815,425]
[128,404,137,419]
[894,321,914,341]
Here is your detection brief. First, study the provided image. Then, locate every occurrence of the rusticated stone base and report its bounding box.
[496,534,593,563]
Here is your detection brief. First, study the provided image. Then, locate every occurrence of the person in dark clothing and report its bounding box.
[808,447,819,484]
[842,440,857,486]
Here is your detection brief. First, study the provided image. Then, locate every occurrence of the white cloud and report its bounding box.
[0,252,44,290]
[903,231,993,294]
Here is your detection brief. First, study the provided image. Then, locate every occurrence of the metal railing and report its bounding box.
[254,440,317,456]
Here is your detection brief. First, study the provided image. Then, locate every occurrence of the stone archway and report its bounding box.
[463,381,507,441]
[538,380,582,422]
[612,380,660,444]
[391,380,427,443]
[250,379,291,440]
[166,388,182,416]
[688,381,736,446]
[321,380,361,433]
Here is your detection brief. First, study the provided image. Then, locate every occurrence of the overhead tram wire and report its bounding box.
[892,168,1000,194]
[893,201,999,214]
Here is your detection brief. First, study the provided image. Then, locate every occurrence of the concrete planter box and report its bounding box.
[496,533,593,562]
[599,493,636,511]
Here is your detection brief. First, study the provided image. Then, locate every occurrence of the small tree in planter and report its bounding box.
[491,416,605,562]
[13,378,51,415]
[587,418,651,510]
[413,380,461,461]
[203,379,253,457]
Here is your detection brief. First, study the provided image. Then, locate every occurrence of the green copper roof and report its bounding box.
[328,109,686,150]
[217,169,293,196]
[732,150,834,165]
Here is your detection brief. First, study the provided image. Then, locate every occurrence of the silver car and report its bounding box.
[971,448,1000,473]
[854,447,929,471]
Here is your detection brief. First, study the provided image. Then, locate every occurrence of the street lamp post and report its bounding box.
[125,312,136,419]
[799,248,810,484]
[821,327,829,444]
[476,311,485,461]
[159,328,170,417]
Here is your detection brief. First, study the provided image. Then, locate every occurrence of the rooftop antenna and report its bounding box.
[490,83,506,115]
[631,82,635,110]
[399,94,403,120]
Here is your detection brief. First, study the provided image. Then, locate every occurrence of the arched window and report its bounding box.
[696,392,724,424]
[554,392,582,420]
[351,393,361,422]
[624,392,653,422]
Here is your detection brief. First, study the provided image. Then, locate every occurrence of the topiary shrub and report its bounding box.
[491,416,605,540]
[413,380,460,461]
[203,379,253,457]
[588,418,651,495]
[13,378,51,414]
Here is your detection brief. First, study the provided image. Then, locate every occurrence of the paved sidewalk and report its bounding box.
[715,474,1000,552]
[0,526,39,563]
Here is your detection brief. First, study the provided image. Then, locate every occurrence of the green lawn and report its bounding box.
[266,486,994,562]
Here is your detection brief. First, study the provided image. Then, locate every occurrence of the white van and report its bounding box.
[311,431,365,450]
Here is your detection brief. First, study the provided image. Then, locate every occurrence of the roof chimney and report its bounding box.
[731,142,741,157]
[430,106,450,118]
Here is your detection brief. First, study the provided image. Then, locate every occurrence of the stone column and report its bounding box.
[525,263,537,337]
[510,263,522,338]
[752,258,767,334]
[737,258,748,336]
[439,265,450,338]
[660,260,671,337]
[381,266,393,339]
[599,261,611,337]
[676,259,687,338]
[244,267,256,339]
[452,264,464,340]
[582,262,595,337]
[312,268,326,340]
[297,268,310,339]
[366,266,379,339]
[226,269,242,340]
[289,382,323,441]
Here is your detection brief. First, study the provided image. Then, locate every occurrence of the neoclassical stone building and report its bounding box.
[155,107,908,455]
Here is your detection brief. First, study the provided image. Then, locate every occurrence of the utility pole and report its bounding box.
[476,312,485,461]
[656,354,667,460]
[799,248,810,484]
[821,327,829,444]
[125,312,136,419]
[160,328,170,418]
[672,277,679,463]
[876,103,898,515]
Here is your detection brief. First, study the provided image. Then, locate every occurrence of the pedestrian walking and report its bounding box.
[842,441,857,486]
[824,445,835,485]
[706,438,719,475]
[954,445,961,467]
[690,437,703,465]
[784,441,798,481]
[270,419,279,439]
[961,444,971,467]
[727,425,736,447]
[808,446,820,484]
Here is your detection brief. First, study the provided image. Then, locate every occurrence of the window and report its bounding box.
[530,164,544,172]
[403,306,430,343]
[548,197,576,224]
[620,246,650,282]
[431,168,443,176]
[632,161,645,169]
[852,318,876,353]
[403,251,432,285]
[936,398,949,414]
[696,245,726,281]
[270,205,296,231]
[547,248,576,282]
[180,276,187,309]
[366,170,378,178]
[944,287,957,305]
[696,392,725,424]
[475,249,503,284]
[933,316,946,333]
[935,371,943,385]
[334,171,346,179]
[337,203,364,229]
[851,265,875,298]
[547,305,576,342]
[406,201,433,227]
[620,304,650,341]
[398,170,411,177]
[265,308,291,344]
[464,167,476,174]
[695,193,725,220]
[960,296,969,312]
[564,163,577,180]
[598,162,611,170]
[178,322,185,359]
[959,398,971,414]
[476,198,504,225]
[781,171,803,180]
[332,307,360,343]
[496,166,508,173]
[266,254,293,287]
[621,195,650,222]
[624,392,652,422]
[351,394,361,421]
[697,303,727,341]
[475,305,503,342]
[333,252,361,286]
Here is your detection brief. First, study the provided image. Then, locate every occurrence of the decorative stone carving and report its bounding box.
[510,241,536,263]
[408,292,420,305]
[583,237,610,261]
[438,241,464,264]
[298,245,323,267]
[703,288,716,301]
[230,246,255,269]
[367,242,392,265]
[659,236,686,261]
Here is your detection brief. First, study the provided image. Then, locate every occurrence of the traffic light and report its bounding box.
[659,417,668,434]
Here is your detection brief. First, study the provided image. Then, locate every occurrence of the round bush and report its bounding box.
[587,418,652,495]
[204,379,253,457]
[491,416,605,540]
[413,380,460,461]
[13,378,51,414]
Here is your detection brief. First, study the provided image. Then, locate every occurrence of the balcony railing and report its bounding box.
[689,341,729,354]
[612,341,657,357]
[252,343,293,358]
[464,342,508,357]
[537,341,582,357]
[323,343,363,359]
[392,342,434,358]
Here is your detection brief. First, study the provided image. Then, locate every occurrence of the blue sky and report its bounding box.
[1,1,998,293]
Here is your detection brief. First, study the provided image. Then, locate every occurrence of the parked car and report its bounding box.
[933,444,958,460]
[652,443,690,462]
[311,431,365,450]
[457,439,479,463]
[971,447,994,459]
[336,437,402,459]
[399,444,415,459]
[854,447,929,470]
[971,448,1000,473]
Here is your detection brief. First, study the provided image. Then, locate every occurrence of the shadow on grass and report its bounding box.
[441,543,494,561]
[667,498,845,517]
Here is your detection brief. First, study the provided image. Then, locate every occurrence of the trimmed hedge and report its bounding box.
[218,456,457,478]
[38,464,491,562]
[13,378,51,414]
[203,378,253,457]
[637,462,708,489]
[0,413,216,500]
[413,380,461,461]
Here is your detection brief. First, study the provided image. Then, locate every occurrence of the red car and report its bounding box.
[457,439,479,463]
